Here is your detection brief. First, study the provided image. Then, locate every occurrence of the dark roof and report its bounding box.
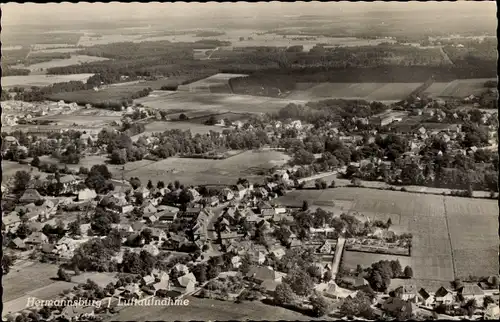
[418,288,431,300]
[435,286,451,298]
[20,189,43,202]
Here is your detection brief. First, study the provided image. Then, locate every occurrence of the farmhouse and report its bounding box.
[459,284,485,306]
[417,288,434,307]
[19,189,43,204]
[395,284,418,302]
[434,286,454,305]
[78,188,97,201]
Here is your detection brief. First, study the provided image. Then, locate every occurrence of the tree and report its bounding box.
[2,254,14,275]
[129,177,141,189]
[205,115,218,125]
[179,113,188,121]
[79,166,89,175]
[310,293,330,317]
[329,180,336,188]
[483,295,495,308]
[391,260,403,278]
[274,283,295,305]
[147,180,154,190]
[284,269,314,296]
[403,266,413,279]
[351,178,361,187]
[31,156,41,167]
[302,200,309,211]
[110,149,127,164]
[57,267,71,282]
[13,170,31,192]
[157,181,165,189]
[452,278,463,290]
[323,270,332,282]
[339,291,374,319]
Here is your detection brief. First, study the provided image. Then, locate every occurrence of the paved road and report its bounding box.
[330,236,346,281]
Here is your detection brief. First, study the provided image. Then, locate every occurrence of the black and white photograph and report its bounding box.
[0,1,498,321]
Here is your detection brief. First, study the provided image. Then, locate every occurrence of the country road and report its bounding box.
[330,236,346,281]
[439,46,454,65]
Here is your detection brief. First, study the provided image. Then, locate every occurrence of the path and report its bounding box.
[439,46,454,65]
[330,236,346,280]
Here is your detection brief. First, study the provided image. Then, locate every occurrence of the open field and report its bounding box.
[12,55,109,73]
[110,296,320,321]
[34,113,122,127]
[135,91,306,114]
[123,150,290,185]
[287,82,422,101]
[2,262,68,302]
[132,121,224,141]
[2,161,47,182]
[2,73,94,88]
[423,78,496,98]
[47,76,204,105]
[177,73,248,92]
[275,188,498,283]
[31,47,82,54]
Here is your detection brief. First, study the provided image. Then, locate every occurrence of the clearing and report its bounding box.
[423,78,496,98]
[12,55,108,73]
[1,74,95,89]
[177,73,248,92]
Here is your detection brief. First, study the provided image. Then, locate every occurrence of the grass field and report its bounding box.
[287,82,422,101]
[2,73,95,88]
[31,47,81,54]
[177,73,248,92]
[2,262,68,302]
[123,150,290,185]
[423,78,496,98]
[13,55,108,73]
[275,188,498,283]
[47,76,203,105]
[132,121,224,141]
[34,113,121,127]
[110,296,320,321]
[135,91,306,114]
[342,251,411,271]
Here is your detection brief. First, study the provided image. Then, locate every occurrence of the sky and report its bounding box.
[1,1,496,26]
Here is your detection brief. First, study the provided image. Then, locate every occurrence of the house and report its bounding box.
[3,212,21,229]
[153,277,171,295]
[289,239,302,248]
[58,175,81,194]
[174,263,190,275]
[434,286,454,305]
[120,283,142,298]
[78,188,97,201]
[143,203,157,215]
[459,284,485,305]
[220,188,234,201]
[249,250,267,265]
[111,223,134,233]
[187,188,201,202]
[395,284,417,302]
[418,288,434,307]
[231,256,242,269]
[220,230,239,240]
[41,244,56,254]
[171,273,197,295]
[246,266,283,284]
[317,240,334,254]
[157,210,177,223]
[236,184,247,199]
[149,228,168,241]
[25,232,49,246]
[19,189,43,204]
[184,208,202,219]
[205,196,219,207]
[270,247,286,260]
[143,213,158,224]
[142,274,155,286]
[484,304,500,320]
[9,237,27,250]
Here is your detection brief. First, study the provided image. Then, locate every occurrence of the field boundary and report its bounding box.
[442,196,457,280]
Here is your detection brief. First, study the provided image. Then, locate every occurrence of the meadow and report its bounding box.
[423,78,495,98]
[123,150,290,185]
[274,187,498,284]
[177,73,248,92]
[286,82,422,102]
[13,55,109,73]
[131,121,224,141]
[135,91,306,114]
[2,73,95,88]
[110,296,320,321]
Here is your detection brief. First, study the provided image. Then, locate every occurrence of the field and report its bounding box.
[34,113,122,127]
[2,73,95,88]
[13,55,108,73]
[287,82,422,102]
[31,47,81,54]
[132,121,224,141]
[2,161,46,182]
[423,78,496,98]
[177,73,248,92]
[123,150,290,185]
[135,91,306,114]
[2,262,69,302]
[47,76,204,105]
[274,188,498,286]
[110,296,321,321]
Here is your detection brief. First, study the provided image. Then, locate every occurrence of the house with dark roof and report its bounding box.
[183,207,202,219]
[25,232,49,246]
[434,286,454,305]
[157,210,177,223]
[417,288,434,307]
[19,189,43,204]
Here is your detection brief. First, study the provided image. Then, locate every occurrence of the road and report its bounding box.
[330,236,346,281]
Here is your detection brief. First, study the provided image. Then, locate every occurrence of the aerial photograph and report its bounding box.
[0,1,498,321]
